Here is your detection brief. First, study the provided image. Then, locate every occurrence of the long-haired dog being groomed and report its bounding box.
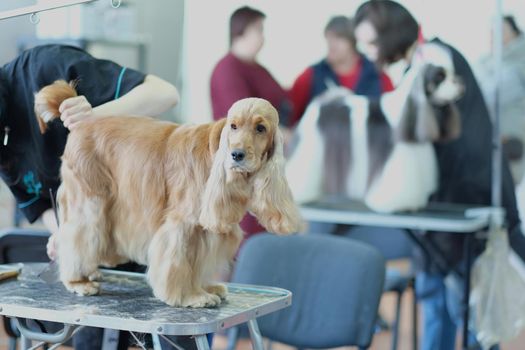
[286,43,464,213]
[35,82,304,307]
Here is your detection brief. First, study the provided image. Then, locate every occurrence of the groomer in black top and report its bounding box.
[0,44,179,252]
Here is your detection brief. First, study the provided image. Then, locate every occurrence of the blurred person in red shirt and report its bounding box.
[288,15,393,127]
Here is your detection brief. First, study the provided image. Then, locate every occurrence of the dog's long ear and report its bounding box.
[434,103,461,142]
[208,118,227,154]
[199,119,247,233]
[443,103,461,141]
[200,120,231,233]
[249,127,305,234]
[424,65,462,142]
[397,66,439,142]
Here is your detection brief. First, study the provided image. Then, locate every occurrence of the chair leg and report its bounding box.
[412,283,418,350]
[391,291,402,350]
[377,313,391,332]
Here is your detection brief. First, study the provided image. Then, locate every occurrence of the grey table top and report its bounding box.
[0,263,291,336]
[301,199,492,233]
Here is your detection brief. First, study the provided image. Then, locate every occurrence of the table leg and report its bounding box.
[16,318,77,344]
[20,334,31,350]
[405,230,450,274]
[247,319,265,350]
[152,334,162,350]
[101,329,120,350]
[462,234,473,350]
[194,334,210,350]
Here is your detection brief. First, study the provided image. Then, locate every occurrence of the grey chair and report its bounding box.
[340,226,417,350]
[228,233,386,350]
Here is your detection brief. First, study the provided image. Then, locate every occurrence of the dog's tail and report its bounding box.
[34,80,78,133]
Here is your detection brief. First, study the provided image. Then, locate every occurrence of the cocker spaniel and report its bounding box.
[35,81,304,307]
[286,43,463,212]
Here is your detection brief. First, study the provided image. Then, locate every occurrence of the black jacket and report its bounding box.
[421,39,522,271]
[0,45,145,223]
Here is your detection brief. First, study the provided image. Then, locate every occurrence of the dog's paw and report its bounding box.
[205,283,228,300]
[88,270,103,282]
[65,281,100,296]
[181,292,222,308]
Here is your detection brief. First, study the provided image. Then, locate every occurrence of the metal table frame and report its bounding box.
[0,263,292,350]
[301,201,491,350]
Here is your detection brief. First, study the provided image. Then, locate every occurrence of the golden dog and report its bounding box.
[35,80,304,307]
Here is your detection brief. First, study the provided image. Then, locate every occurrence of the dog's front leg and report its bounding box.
[202,224,244,301]
[147,220,222,308]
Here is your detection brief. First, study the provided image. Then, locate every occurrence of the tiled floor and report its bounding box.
[0,182,524,349]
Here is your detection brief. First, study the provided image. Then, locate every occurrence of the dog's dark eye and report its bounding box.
[231,123,237,130]
[435,71,446,84]
[255,124,266,133]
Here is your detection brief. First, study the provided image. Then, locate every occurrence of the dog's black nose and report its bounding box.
[231,149,245,162]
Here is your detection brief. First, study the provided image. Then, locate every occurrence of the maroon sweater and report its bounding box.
[210,53,287,237]
[210,53,287,119]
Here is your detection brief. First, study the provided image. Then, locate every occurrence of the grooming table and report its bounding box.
[301,200,491,350]
[0,263,291,350]
[301,200,489,232]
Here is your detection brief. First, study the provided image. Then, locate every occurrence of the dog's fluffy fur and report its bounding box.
[286,43,463,212]
[35,81,304,307]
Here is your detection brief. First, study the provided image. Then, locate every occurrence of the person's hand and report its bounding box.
[59,95,94,130]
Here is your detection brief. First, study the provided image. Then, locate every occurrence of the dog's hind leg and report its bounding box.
[147,220,222,307]
[57,182,110,296]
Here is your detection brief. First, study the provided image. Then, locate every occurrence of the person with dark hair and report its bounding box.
[228,6,265,46]
[210,6,290,123]
[288,15,393,126]
[353,1,525,350]
[210,6,291,239]
[354,1,420,65]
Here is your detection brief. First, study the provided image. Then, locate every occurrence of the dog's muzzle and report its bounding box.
[231,149,246,163]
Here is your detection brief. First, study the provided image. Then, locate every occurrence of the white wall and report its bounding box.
[183,0,525,123]
[30,0,185,121]
[183,0,363,123]
[135,0,184,121]
[0,0,36,65]
[2,0,523,123]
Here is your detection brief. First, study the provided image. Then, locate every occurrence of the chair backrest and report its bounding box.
[344,226,414,261]
[0,228,50,264]
[233,233,385,349]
